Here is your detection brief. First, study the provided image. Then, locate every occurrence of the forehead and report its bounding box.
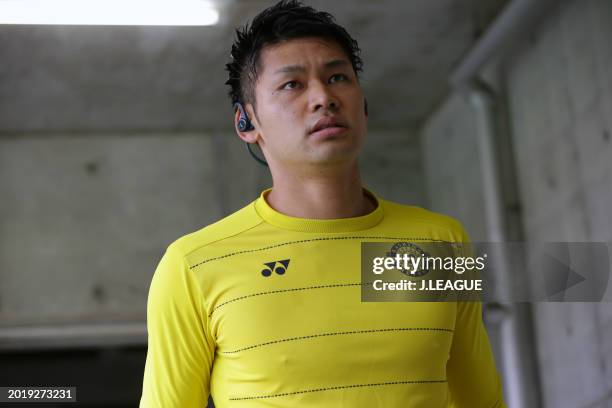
[257,37,349,77]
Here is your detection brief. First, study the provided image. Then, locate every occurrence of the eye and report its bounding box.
[329,73,348,83]
[281,80,300,90]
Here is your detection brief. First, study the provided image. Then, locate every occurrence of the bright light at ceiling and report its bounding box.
[0,0,219,26]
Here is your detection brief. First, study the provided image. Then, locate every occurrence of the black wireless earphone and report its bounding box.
[234,98,369,167]
[233,102,267,166]
[234,102,255,132]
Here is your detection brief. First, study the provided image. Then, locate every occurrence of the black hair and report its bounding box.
[225,0,363,112]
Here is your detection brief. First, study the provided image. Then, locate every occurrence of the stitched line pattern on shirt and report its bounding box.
[228,380,448,401]
[220,327,454,354]
[189,236,450,270]
[209,282,372,317]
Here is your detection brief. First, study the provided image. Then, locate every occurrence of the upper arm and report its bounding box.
[139,245,215,408]
[447,221,506,407]
[447,301,506,407]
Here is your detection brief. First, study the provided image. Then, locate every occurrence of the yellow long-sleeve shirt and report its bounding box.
[140,188,506,407]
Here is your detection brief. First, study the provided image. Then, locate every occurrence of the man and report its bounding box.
[139,1,506,407]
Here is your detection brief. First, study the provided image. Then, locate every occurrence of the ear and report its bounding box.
[234,103,258,144]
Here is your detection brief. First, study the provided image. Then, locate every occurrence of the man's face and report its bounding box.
[242,37,367,171]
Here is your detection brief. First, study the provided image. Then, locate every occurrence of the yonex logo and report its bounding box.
[261,259,290,277]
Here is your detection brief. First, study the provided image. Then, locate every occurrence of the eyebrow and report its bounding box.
[272,59,350,75]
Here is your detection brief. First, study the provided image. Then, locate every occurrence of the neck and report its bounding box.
[265,161,376,219]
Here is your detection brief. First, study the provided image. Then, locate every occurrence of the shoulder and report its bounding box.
[166,200,264,258]
[378,198,470,242]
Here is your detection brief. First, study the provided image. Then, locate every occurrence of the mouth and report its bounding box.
[309,125,348,139]
[309,117,348,138]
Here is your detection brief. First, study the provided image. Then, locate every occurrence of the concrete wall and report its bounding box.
[0,132,270,327]
[0,129,423,336]
[422,94,487,240]
[506,1,612,407]
[362,130,425,206]
[421,0,612,407]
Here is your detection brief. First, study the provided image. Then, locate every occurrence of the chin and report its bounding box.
[310,145,361,165]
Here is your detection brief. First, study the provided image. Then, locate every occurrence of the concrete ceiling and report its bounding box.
[0,0,507,133]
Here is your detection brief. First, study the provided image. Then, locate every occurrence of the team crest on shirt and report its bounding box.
[386,242,430,276]
[261,259,290,277]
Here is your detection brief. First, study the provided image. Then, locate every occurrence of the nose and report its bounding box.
[308,81,339,112]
